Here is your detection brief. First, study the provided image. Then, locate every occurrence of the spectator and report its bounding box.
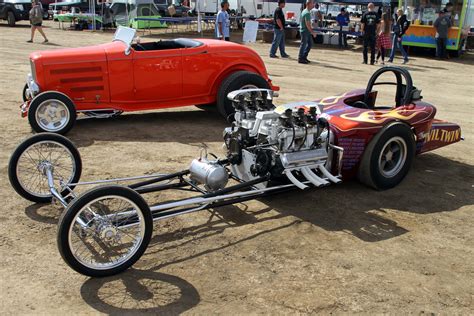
[388,8,410,64]
[444,2,454,17]
[336,7,350,48]
[376,12,392,65]
[298,0,317,64]
[270,0,289,58]
[27,0,48,43]
[360,2,380,64]
[216,1,230,41]
[434,10,452,59]
[310,3,322,27]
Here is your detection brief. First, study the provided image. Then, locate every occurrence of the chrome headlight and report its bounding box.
[30,59,37,82]
[14,4,23,10]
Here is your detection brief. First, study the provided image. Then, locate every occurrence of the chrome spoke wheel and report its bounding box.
[68,196,146,271]
[378,136,407,178]
[35,100,70,132]
[16,141,76,198]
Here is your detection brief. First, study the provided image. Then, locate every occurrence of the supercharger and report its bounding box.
[189,89,343,191]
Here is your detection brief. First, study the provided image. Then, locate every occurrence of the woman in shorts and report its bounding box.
[376,12,392,65]
[28,0,48,43]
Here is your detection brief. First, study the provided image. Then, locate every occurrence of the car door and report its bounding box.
[132,48,183,103]
[181,43,216,97]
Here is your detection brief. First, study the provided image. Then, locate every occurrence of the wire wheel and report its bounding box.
[58,186,153,277]
[378,136,407,178]
[9,133,82,203]
[69,196,146,270]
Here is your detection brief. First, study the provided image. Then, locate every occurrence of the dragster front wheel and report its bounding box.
[8,133,82,203]
[57,185,153,277]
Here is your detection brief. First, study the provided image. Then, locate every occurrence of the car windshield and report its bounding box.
[113,26,137,47]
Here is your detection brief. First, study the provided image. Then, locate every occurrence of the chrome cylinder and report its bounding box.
[189,159,228,191]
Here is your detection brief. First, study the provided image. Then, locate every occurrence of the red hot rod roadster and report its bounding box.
[8,67,461,277]
[21,26,278,134]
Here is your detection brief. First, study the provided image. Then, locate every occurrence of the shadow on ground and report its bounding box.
[67,108,226,148]
[80,269,200,315]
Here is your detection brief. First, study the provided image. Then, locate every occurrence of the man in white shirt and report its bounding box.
[216,1,231,41]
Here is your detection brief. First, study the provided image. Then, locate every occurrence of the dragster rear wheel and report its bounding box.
[57,185,153,277]
[357,123,415,190]
[8,133,82,203]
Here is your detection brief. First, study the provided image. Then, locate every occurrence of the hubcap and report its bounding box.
[35,100,70,132]
[378,136,407,178]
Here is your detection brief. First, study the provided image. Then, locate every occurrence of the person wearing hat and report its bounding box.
[269,0,289,58]
[336,7,350,48]
[216,1,230,41]
[434,9,452,59]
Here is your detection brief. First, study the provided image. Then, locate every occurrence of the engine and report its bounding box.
[189,89,343,191]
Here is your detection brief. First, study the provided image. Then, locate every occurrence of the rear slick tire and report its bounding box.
[357,122,415,190]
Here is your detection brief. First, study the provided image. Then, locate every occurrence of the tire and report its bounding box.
[22,83,28,102]
[28,91,76,134]
[57,185,153,277]
[8,133,82,203]
[217,71,270,121]
[7,11,16,27]
[357,122,415,190]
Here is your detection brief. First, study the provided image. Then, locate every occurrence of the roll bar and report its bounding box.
[364,67,420,107]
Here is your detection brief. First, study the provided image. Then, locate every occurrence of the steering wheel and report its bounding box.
[363,66,414,108]
[135,43,146,51]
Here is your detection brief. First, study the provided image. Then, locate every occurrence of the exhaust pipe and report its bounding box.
[301,167,329,187]
[284,170,308,190]
[317,165,342,184]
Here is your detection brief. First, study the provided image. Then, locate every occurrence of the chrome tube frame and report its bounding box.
[45,164,68,207]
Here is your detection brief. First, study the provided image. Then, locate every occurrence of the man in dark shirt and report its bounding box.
[361,2,380,64]
[434,10,452,59]
[269,0,289,58]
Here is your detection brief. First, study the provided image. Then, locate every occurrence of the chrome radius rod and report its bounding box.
[68,171,187,186]
[116,179,314,229]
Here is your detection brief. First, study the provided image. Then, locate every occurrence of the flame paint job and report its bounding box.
[25,39,277,113]
[301,88,461,178]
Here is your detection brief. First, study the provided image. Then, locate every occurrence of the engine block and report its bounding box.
[222,89,342,189]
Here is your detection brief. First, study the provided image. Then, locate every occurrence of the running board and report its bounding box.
[77,109,123,120]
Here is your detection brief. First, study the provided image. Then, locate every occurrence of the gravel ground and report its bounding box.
[0,20,473,314]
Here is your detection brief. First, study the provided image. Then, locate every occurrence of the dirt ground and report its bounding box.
[0,20,473,314]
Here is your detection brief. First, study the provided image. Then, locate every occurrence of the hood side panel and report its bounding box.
[35,44,112,104]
